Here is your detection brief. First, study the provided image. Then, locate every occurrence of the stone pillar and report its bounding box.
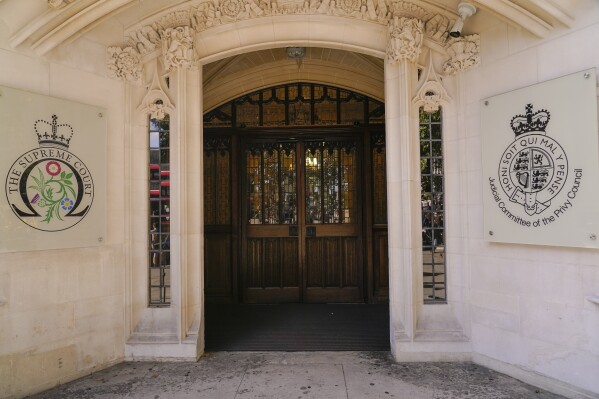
[384,16,423,357]
[121,25,202,359]
[164,25,203,358]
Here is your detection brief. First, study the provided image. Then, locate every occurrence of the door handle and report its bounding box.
[289,226,299,236]
[306,226,316,238]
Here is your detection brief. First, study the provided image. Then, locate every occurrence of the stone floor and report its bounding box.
[29,352,566,399]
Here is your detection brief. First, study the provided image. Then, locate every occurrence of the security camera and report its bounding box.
[450,2,477,38]
[449,19,464,38]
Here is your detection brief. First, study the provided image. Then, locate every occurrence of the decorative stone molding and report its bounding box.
[161,26,195,71]
[106,46,142,82]
[138,64,175,121]
[124,0,455,56]
[413,51,450,113]
[48,0,76,9]
[386,16,424,64]
[148,100,168,121]
[442,34,480,76]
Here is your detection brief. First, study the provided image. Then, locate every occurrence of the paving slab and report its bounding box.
[27,352,566,399]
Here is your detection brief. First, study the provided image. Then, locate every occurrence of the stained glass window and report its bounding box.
[204,83,384,128]
[204,136,231,225]
[246,143,297,225]
[305,141,357,224]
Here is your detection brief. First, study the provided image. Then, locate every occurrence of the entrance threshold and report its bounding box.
[205,303,390,351]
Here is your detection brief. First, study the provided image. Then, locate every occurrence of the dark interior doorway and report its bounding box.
[203,82,389,350]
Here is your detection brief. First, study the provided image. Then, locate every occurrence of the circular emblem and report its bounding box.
[498,133,567,215]
[4,115,94,232]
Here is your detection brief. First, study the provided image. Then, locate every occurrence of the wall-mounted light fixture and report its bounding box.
[286,47,306,69]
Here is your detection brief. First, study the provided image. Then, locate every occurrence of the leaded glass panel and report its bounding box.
[246,144,297,225]
[149,116,171,307]
[420,108,446,303]
[372,132,387,224]
[305,141,357,224]
[236,93,260,127]
[204,136,231,225]
[206,83,384,128]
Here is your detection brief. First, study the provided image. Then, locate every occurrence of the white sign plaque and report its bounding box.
[0,86,106,252]
[482,69,599,248]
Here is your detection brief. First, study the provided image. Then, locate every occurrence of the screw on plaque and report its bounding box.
[98,237,104,243]
[484,101,489,106]
[591,234,597,240]
[98,112,103,118]
[584,72,591,79]
[489,231,494,236]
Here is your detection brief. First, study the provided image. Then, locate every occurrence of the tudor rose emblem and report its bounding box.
[498,104,567,215]
[5,114,94,231]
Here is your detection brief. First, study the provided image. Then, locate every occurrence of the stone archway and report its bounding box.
[114,3,478,361]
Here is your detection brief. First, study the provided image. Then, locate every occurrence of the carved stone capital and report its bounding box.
[386,16,424,64]
[443,34,480,76]
[161,26,196,72]
[106,46,142,82]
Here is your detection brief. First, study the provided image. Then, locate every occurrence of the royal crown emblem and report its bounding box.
[510,104,550,136]
[35,114,74,149]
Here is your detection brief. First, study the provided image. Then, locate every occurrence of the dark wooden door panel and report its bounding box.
[205,233,232,300]
[304,236,362,302]
[245,237,300,303]
[373,228,389,301]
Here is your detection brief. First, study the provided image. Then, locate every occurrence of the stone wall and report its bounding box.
[456,1,599,395]
[0,16,127,398]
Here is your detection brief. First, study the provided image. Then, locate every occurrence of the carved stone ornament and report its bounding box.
[138,63,174,121]
[48,0,76,9]
[148,100,167,121]
[161,26,195,71]
[386,16,424,64]
[106,46,142,82]
[442,34,480,76]
[414,51,450,113]
[123,1,457,57]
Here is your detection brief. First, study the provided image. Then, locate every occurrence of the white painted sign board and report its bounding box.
[482,69,599,248]
[0,86,106,252]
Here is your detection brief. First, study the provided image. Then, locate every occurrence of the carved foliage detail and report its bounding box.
[443,34,480,76]
[387,16,424,64]
[48,0,76,9]
[161,26,195,71]
[125,0,457,56]
[106,46,142,82]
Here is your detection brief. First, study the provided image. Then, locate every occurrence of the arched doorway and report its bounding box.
[203,82,390,349]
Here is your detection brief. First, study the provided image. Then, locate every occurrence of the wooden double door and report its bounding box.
[204,129,389,305]
[243,135,362,303]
